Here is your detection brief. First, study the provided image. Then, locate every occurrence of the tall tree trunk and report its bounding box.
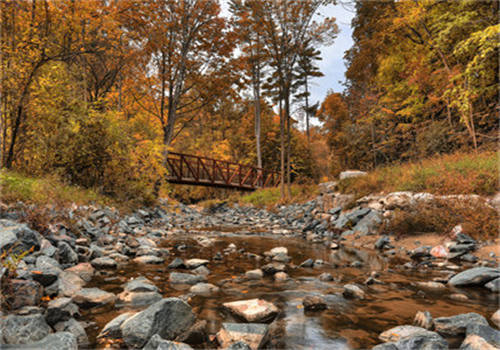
[304,75,310,144]
[253,78,262,169]
[285,90,291,198]
[279,97,285,200]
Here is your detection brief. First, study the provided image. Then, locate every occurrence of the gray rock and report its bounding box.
[175,319,207,345]
[97,312,135,339]
[379,325,430,342]
[57,242,78,267]
[261,262,285,275]
[216,323,269,350]
[58,271,85,297]
[1,314,52,344]
[32,255,62,286]
[192,265,210,276]
[302,295,327,311]
[169,272,206,285]
[189,283,219,296]
[299,259,314,268]
[0,219,41,254]
[184,258,209,269]
[72,287,116,308]
[339,170,367,180]
[124,277,158,293]
[352,210,382,235]
[168,257,186,269]
[142,334,193,350]
[45,297,80,326]
[2,332,78,350]
[8,279,42,309]
[120,298,195,348]
[343,284,365,299]
[245,269,263,280]
[464,323,500,348]
[91,257,117,269]
[375,235,391,250]
[485,277,500,292]
[491,309,500,328]
[373,330,447,350]
[54,318,88,346]
[134,255,164,264]
[225,341,252,350]
[65,262,94,282]
[118,290,162,306]
[448,267,500,287]
[434,312,488,337]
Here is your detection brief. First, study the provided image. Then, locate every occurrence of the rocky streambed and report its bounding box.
[0,191,499,349]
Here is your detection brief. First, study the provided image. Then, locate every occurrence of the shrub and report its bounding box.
[382,198,498,240]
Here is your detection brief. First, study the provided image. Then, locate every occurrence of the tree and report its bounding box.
[128,0,234,161]
[294,39,324,144]
[257,0,338,198]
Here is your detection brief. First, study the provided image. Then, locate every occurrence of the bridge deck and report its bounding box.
[165,152,280,190]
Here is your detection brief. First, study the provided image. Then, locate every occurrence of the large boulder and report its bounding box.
[169,272,206,285]
[448,267,500,287]
[223,299,278,323]
[379,325,431,342]
[461,323,500,349]
[339,170,367,180]
[56,242,78,267]
[65,262,94,282]
[72,288,116,308]
[1,314,52,344]
[2,332,78,350]
[373,330,447,350]
[120,298,195,348]
[45,297,80,326]
[58,271,85,297]
[216,323,269,350]
[434,313,488,337]
[0,219,41,254]
[8,279,42,309]
[53,318,88,346]
[97,312,136,340]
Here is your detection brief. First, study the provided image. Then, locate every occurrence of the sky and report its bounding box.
[220,1,356,125]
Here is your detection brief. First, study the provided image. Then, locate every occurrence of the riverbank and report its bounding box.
[0,185,499,349]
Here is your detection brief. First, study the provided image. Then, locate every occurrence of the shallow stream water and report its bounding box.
[84,230,497,349]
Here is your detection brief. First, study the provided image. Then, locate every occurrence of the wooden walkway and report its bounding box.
[166,152,280,190]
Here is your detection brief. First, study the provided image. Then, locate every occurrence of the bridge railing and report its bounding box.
[166,152,280,189]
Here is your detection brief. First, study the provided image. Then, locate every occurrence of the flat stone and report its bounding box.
[97,312,136,339]
[120,298,195,348]
[72,288,116,308]
[245,269,263,280]
[223,298,278,323]
[123,276,158,293]
[415,281,447,291]
[90,257,117,269]
[0,220,41,254]
[185,258,209,269]
[192,265,210,276]
[269,247,288,256]
[216,323,269,350]
[189,283,219,296]
[299,259,314,268]
[302,295,327,311]
[379,325,430,342]
[133,255,164,264]
[117,291,162,306]
[1,314,51,344]
[65,262,94,282]
[448,267,500,287]
[434,312,488,337]
[169,272,206,285]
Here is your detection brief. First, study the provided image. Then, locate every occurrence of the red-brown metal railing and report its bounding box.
[166,152,280,190]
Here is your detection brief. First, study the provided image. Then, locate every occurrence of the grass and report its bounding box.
[0,170,115,209]
[237,183,319,208]
[337,151,498,198]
